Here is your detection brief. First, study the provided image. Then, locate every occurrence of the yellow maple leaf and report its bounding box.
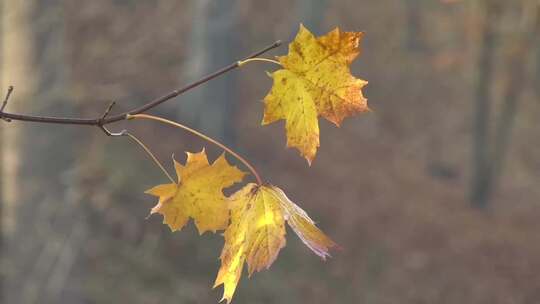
[263,24,369,164]
[213,183,338,303]
[145,149,246,234]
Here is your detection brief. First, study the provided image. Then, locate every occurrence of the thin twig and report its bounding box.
[101,101,116,119]
[125,131,175,183]
[1,86,14,121]
[0,41,282,126]
[129,114,263,185]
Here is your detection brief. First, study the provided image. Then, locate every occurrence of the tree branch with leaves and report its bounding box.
[0,25,369,303]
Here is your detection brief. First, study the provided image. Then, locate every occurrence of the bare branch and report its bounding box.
[0,40,282,127]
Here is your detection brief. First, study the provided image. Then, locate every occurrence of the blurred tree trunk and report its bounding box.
[1,0,36,242]
[2,1,86,303]
[470,0,499,209]
[489,1,539,193]
[1,2,37,300]
[470,0,536,208]
[535,2,540,98]
[404,0,425,52]
[179,0,240,145]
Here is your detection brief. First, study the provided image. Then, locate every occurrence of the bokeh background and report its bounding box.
[2,0,540,303]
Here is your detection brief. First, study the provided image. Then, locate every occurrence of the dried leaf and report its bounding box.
[145,149,246,234]
[214,184,338,303]
[263,24,369,164]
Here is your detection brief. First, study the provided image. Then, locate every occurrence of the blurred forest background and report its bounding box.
[1,0,540,303]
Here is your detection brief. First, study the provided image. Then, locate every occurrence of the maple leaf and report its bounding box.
[213,183,338,303]
[145,149,246,234]
[263,24,369,164]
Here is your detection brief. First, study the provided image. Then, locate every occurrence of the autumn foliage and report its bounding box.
[0,23,368,303]
[144,25,368,303]
[145,151,246,234]
[263,25,369,164]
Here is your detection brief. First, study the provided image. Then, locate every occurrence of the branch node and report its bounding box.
[98,101,125,136]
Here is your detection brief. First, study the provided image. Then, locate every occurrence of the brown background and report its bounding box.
[2,0,540,303]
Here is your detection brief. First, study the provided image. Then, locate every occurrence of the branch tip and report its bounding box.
[101,101,117,120]
[1,86,15,121]
[2,85,14,109]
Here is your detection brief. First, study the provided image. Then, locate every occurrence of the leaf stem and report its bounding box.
[128,114,263,185]
[125,131,175,183]
[237,58,281,67]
